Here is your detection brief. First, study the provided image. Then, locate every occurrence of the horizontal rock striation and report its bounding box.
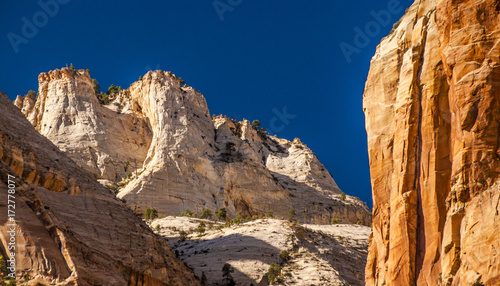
[1,90,199,285]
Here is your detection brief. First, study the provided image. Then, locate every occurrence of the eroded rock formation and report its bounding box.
[16,68,371,225]
[0,90,199,285]
[363,0,500,285]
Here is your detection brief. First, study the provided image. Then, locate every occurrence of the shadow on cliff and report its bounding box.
[290,224,366,286]
[269,171,370,225]
[173,233,284,285]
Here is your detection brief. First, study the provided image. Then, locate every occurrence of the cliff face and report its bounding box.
[16,68,371,225]
[0,91,199,285]
[363,0,500,285]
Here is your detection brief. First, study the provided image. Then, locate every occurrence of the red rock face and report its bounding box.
[363,0,500,285]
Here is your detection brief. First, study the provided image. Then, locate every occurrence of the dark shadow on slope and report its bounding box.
[172,233,284,285]
[290,224,367,286]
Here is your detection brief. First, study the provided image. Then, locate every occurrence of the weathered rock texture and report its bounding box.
[363,0,500,285]
[153,217,370,286]
[0,91,199,285]
[16,68,371,225]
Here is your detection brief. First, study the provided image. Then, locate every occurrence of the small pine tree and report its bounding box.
[341,192,346,201]
[139,76,143,80]
[201,271,207,285]
[197,222,206,234]
[252,120,261,129]
[178,77,185,84]
[200,209,212,219]
[92,79,100,95]
[288,209,296,222]
[216,207,227,221]
[222,263,235,285]
[266,210,274,218]
[70,63,75,70]
[268,263,281,283]
[280,250,290,263]
[331,218,341,224]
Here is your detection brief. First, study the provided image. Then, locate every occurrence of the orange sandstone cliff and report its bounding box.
[363,0,500,285]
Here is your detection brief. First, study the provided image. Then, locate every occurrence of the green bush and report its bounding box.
[268,263,281,283]
[200,209,212,219]
[288,209,296,222]
[197,222,206,234]
[252,120,261,129]
[266,210,274,218]
[356,220,361,225]
[331,218,341,224]
[222,263,235,285]
[216,207,227,221]
[107,84,122,95]
[178,77,185,84]
[280,250,290,262]
[144,207,158,220]
[180,209,193,217]
[340,192,346,201]
[27,90,37,98]
[92,79,100,95]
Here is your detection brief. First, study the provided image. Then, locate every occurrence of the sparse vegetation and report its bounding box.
[280,250,290,263]
[144,207,158,220]
[356,220,361,225]
[92,79,100,95]
[252,120,261,129]
[200,208,212,219]
[197,222,206,234]
[266,210,274,218]
[222,263,235,286]
[288,209,296,222]
[106,84,122,95]
[201,271,207,285]
[180,209,193,217]
[331,218,341,224]
[70,63,75,70]
[268,263,282,283]
[27,90,36,98]
[139,76,142,81]
[216,207,227,221]
[340,192,346,201]
[178,77,185,84]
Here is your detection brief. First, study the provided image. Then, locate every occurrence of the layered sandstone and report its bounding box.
[16,68,371,225]
[0,91,199,285]
[363,0,500,285]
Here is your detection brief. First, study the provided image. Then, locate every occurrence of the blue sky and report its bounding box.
[0,0,411,208]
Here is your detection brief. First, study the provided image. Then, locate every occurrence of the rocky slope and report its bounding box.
[151,217,370,285]
[0,90,199,285]
[15,68,371,225]
[363,0,500,285]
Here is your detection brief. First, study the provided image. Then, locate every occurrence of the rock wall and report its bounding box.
[363,0,500,285]
[16,68,371,225]
[0,90,199,285]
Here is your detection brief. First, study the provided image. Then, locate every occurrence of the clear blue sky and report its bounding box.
[0,0,411,208]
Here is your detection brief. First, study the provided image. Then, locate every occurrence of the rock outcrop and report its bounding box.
[0,90,199,285]
[152,216,370,286]
[16,68,371,225]
[363,0,500,285]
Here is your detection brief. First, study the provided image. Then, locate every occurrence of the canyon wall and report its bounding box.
[15,68,371,225]
[0,90,199,285]
[363,0,500,285]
